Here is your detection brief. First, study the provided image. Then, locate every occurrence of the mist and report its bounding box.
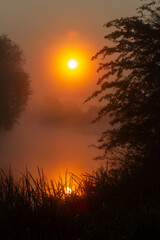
[0,97,107,178]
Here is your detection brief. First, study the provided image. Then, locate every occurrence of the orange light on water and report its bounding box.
[64,187,72,195]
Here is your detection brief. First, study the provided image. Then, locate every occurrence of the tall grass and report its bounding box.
[0,166,160,240]
[0,165,116,209]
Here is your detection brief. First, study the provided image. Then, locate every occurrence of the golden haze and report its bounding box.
[45,39,95,91]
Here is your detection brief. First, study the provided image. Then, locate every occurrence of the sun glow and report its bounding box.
[56,48,87,82]
[68,59,78,69]
[46,40,94,90]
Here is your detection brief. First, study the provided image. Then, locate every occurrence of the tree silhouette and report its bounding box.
[0,35,31,130]
[87,0,160,176]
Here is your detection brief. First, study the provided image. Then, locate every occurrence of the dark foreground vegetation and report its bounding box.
[0,166,160,240]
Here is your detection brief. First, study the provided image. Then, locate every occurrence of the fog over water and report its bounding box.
[0,97,107,178]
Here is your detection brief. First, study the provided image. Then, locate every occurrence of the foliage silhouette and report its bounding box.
[86,0,160,180]
[0,35,31,130]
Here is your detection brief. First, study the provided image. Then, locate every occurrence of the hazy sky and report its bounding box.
[0,0,141,178]
[0,0,140,101]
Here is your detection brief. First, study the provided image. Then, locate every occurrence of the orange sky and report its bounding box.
[44,33,97,96]
[0,0,140,102]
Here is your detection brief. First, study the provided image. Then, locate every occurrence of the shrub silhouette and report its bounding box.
[86,0,160,186]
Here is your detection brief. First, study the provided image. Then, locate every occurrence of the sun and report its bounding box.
[46,41,95,90]
[68,59,78,69]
